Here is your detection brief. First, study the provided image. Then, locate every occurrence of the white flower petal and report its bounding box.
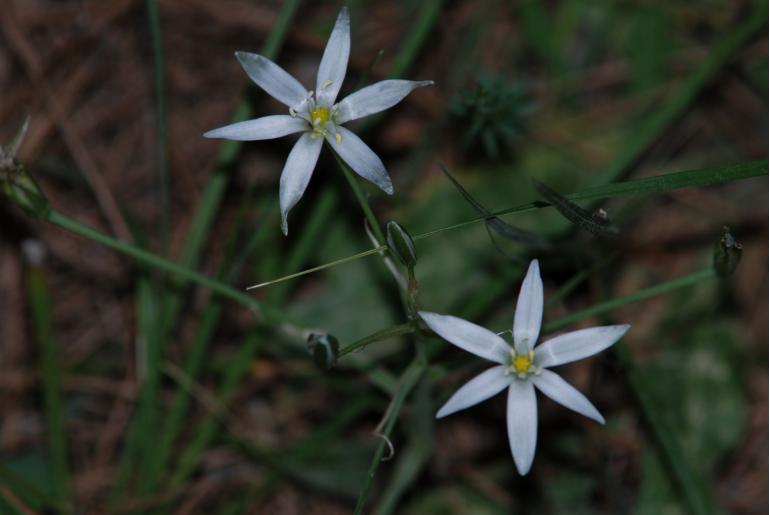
[325,126,393,194]
[436,366,511,419]
[315,7,350,105]
[419,311,511,364]
[513,259,544,354]
[235,52,308,108]
[335,80,434,124]
[531,369,605,424]
[535,325,630,368]
[507,380,538,475]
[203,115,307,141]
[279,133,324,235]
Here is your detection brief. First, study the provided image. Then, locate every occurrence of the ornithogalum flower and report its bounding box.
[419,259,630,475]
[204,7,432,234]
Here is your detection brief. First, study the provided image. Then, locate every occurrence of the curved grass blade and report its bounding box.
[353,358,426,515]
[438,162,547,250]
[532,178,619,237]
[247,160,765,291]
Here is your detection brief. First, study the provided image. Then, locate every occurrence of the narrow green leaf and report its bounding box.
[617,344,718,515]
[168,330,263,489]
[0,463,61,512]
[543,268,716,334]
[145,0,170,253]
[438,163,546,250]
[26,263,72,512]
[339,323,415,358]
[354,359,426,515]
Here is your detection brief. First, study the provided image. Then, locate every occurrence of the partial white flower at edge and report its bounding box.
[419,259,630,475]
[204,7,433,235]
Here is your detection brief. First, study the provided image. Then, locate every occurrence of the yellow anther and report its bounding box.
[311,106,330,126]
[512,355,532,374]
[335,132,342,144]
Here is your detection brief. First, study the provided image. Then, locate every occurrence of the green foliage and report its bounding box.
[2,1,766,513]
[449,71,534,160]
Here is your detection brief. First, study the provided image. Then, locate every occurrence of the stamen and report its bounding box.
[310,106,330,127]
[321,79,333,90]
[335,132,342,144]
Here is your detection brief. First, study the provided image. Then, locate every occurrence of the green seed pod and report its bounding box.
[386,220,417,269]
[307,333,339,370]
[1,164,50,219]
[713,226,742,277]
[1,117,48,219]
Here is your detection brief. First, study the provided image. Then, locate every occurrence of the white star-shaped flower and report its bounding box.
[204,7,433,235]
[419,259,630,475]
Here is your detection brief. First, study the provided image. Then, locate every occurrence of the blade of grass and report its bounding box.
[44,208,309,326]
[586,4,766,188]
[117,2,301,493]
[544,252,620,309]
[542,268,716,333]
[26,261,72,513]
[389,0,445,79]
[145,0,169,253]
[420,160,768,239]
[617,343,717,515]
[109,276,160,505]
[339,323,415,358]
[168,330,263,489]
[0,492,25,515]
[229,396,372,498]
[353,357,426,515]
[142,197,278,494]
[439,163,547,247]
[373,379,434,515]
[0,463,61,512]
[42,160,764,312]
[248,160,767,290]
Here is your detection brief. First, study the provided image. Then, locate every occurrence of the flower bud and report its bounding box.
[386,220,417,269]
[713,226,742,277]
[1,165,50,219]
[307,333,339,370]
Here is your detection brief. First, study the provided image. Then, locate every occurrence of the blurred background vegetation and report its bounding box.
[0,0,767,513]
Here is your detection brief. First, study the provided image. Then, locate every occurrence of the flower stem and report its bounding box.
[338,323,415,357]
[333,152,386,244]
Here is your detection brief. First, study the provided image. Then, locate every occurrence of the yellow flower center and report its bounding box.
[311,106,330,126]
[512,354,532,374]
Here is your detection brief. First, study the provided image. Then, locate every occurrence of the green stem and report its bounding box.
[47,209,264,313]
[339,323,415,357]
[334,152,386,244]
[247,160,766,291]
